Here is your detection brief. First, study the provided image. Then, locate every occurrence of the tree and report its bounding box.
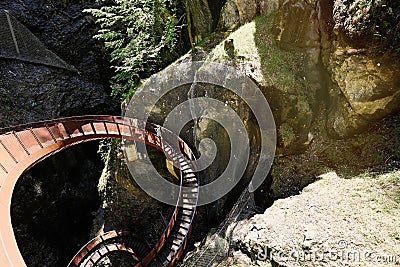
[85,0,179,100]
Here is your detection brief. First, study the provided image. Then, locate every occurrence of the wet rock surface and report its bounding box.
[0,0,114,127]
[0,0,112,82]
[0,60,111,127]
[0,1,115,266]
[93,142,167,243]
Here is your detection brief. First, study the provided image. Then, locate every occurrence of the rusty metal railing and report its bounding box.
[0,115,199,267]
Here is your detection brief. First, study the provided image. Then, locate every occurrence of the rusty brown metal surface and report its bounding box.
[0,116,199,267]
[68,230,142,267]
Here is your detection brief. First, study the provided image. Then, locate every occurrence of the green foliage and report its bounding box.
[85,0,179,100]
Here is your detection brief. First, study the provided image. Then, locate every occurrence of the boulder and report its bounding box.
[327,50,400,137]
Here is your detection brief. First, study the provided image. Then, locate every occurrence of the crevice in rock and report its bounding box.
[11,142,103,266]
[254,171,275,210]
[207,0,226,31]
[315,0,334,112]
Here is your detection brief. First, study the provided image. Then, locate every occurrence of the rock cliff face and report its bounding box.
[215,0,400,139]
[187,0,226,41]
[200,0,325,203]
[0,0,113,126]
[176,0,400,263]
[0,0,112,83]
[0,61,111,127]
[112,0,399,231]
[0,1,114,266]
[189,0,400,199]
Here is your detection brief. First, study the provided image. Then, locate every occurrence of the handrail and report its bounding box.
[0,116,199,267]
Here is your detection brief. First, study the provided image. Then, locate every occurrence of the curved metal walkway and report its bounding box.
[0,115,199,267]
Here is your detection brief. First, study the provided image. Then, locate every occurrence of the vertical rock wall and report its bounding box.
[0,1,115,266]
[187,0,400,200]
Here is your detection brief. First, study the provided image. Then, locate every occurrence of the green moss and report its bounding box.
[254,13,305,93]
[279,124,295,148]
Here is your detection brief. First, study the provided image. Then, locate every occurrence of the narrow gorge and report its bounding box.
[0,0,399,266]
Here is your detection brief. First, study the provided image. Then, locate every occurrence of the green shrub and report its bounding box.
[85,0,179,100]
